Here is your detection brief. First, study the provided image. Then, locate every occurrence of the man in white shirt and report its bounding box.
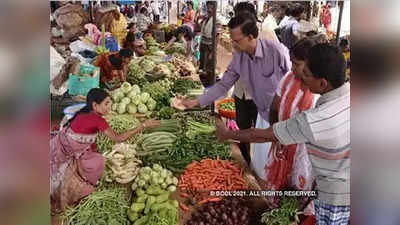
[151,1,160,23]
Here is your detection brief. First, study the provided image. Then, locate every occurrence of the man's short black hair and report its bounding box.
[307,43,346,89]
[119,48,133,58]
[290,38,317,61]
[233,2,260,22]
[187,1,193,7]
[228,13,258,39]
[291,3,305,18]
[109,55,123,70]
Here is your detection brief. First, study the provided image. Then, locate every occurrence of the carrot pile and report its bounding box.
[178,159,248,204]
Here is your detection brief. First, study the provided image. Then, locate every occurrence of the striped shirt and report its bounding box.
[273,82,350,206]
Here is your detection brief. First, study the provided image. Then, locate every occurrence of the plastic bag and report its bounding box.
[291,144,314,191]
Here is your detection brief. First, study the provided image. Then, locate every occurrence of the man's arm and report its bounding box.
[181,59,240,109]
[215,118,278,143]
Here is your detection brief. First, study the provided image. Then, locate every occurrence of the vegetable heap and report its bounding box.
[142,79,174,110]
[62,187,130,225]
[219,101,235,111]
[128,164,179,225]
[179,159,248,202]
[131,164,178,192]
[145,119,180,134]
[111,82,157,115]
[164,42,186,55]
[127,62,148,86]
[136,131,177,157]
[260,196,301,225]
[185,198,253,225]
[96,114,140,153]
[103,143,142,184]
[171,78,202,95]
[185,120,216,139]
[128,185,179,225]
[170,56,196,77]
[143,112,231,173]
[154,106,176,120]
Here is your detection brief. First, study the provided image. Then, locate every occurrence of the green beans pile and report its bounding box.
[219,101,235,111]
[62,187,131,225]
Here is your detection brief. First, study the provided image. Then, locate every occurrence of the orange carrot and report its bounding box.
[180,202,189,211]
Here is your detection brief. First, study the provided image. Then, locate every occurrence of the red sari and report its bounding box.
[50,112,109,213]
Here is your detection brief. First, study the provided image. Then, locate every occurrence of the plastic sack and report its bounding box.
[69,40,95,53]
[291,144,314,191]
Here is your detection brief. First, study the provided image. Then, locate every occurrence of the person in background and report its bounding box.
[110,8,128,47]
[231,2,279,165]
[197,1,221,85]
[94,49,133,87]
[181,1,196,31]
[279,3,306,49]
[164,24,195,58]
[137,7,152,32]
[143,1,153,21]
[215,43,350,225]
[51,88,160,213]
[175,14,291,165]
[124,32,147,57]
[150,0,160,23]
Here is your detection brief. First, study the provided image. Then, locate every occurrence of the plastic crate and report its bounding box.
[68,65,100,96]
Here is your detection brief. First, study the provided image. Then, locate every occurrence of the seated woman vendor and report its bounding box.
[50,88,160,213]
[94,48,133,87]
[123,32,147,57]
[164,24,194,57]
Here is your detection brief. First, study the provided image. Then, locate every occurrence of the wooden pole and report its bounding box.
[211,0,217,113]
[336,1,344,46]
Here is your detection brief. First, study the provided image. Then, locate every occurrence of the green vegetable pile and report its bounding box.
[165,42,186,55]
[128,185,178,225]
[171,78,202,95]
[96,114,140,154]
[136,131,177,156]
[131,164,178,193]
[127,62,148,87]
[185,120,216,139]
[142,112,231,173]
[111,82,157,115]
[145,119,180,134]
[260,196,301,225]
[62,187,131,225]
[142,79,174,110]
[219,101,235,111]
[153,106,176,120]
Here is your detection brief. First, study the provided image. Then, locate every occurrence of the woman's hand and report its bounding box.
[142,119,161,129]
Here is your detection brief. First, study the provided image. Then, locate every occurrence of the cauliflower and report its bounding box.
[140,92,151,103]
[121,82,132,93]
[121,97,131,105]
[127,104,137,114]
[138,103,148,114]
[117,103,127,114]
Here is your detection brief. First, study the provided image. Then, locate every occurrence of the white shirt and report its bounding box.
[273,82,350,205]
[151,1,160,15]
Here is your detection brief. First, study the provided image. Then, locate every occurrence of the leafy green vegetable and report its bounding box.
[171,78,202,95]
[260,196,301,225]
[117,103,127,114]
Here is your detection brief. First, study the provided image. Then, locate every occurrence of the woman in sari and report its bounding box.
[50,88,160,213]
[94,48,133,89]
